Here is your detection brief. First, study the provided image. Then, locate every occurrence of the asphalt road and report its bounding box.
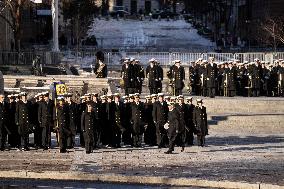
[0,179,209,189]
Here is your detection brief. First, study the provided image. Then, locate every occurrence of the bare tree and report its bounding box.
[0,0,29,51]
[260,17,284,50]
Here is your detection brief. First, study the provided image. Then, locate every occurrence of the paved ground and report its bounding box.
[0,179,209,189]
[0,97,283,187]
[0,133,283,187]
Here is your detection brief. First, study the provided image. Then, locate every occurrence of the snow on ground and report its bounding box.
[87,18,215,51]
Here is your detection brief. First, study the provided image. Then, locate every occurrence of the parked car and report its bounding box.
[152,10,179,19]
[110,10,130,18]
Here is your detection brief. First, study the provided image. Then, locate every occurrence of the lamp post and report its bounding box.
[52,0,59,52]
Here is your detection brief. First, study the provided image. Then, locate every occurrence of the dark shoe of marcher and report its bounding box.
[0,148,4,151]
[60,149,67,153]
[24,148,30,151]
[86,151,91,154]
[164,150,173,154]
[181,147,185,152]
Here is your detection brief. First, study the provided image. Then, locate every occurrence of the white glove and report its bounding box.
[164,123,169,130]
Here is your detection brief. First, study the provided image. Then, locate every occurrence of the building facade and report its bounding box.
[187,0,284,49]
[0,8,13,51]
[109,0,160,14]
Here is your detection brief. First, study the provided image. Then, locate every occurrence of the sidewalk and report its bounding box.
[0,133,283,188]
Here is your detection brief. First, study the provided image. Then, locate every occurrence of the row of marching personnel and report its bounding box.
[0,92,208,154]
[120,57,284,97]
[186,58,284,97]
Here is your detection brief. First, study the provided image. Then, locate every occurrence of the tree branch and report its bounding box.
[0,13,15,30]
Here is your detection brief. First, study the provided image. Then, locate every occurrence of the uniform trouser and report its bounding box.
[132,134,142,147]
[197,135,205,147]
[84,132,94,152]
[0,127,7,149]
[202,87,208,96]
[67,127,76,148]
[8,125,20,147]
[186,130,194,145]
[20,134,29,149]
[41,125,51,148]
[67,133,75,148]
[228,90,236,97]
[93,129,101,148]
[80,132,85,147]
[149,87,157,95]
[156,123,168,147]
[249,88,260,97]
[34,125,42,147]
[138,84,142,94]
[208,87,216,97]
[174,89,182,96]
[176,130,186,147]
[122,124,132,145]
[144,123,156,145]
[111,127,121,147]
[168,133,177,152]
[125,88,135,95]
[59,130,67,151]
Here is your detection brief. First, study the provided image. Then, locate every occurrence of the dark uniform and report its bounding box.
[172,65,185,96]
[54,103,70,153]
[166,107,179,153]
[0,100,9,150]
[133,63,144,94]
[81,110,95,153]
[131,101,145,147]
[152,100,168,148]
[185,102,195,145]
[92,101,101,148]
[175,102,186,148]
[77,101,85,147]
[7,100,19,148]
[193,104,208,147]
[223,66,238,97]
[66,101,77,148]
[112,101,125,147]
[94,62,108,78]
[38,99,54,149]
[194,64,203,96]
[121,63,135,95]
[146,64,159,94]
[144,101,156,146]
[33,100,42,148]
[248,64,261,97]
[122,101,132,145]
[206,63,218,98]
[15,100,31,150]
[105,100,114,146]
[100,100,109,145]
[278,66,284,96]
[156,64,164,93]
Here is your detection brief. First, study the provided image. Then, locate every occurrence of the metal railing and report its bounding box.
[1,51,284,66]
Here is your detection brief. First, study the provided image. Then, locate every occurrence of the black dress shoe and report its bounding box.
[181,147,185,152]
[164,150,173,154]
[60,149,67,153]
[86,151,91,154]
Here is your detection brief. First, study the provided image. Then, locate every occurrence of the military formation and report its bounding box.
[121,57,284,97]
[0,92,208,154]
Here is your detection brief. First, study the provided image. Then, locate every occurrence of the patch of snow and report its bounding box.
[87,18,215,50]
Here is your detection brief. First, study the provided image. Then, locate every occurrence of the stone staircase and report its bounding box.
[3,75,116,95]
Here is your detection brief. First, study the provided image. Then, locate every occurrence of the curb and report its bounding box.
[1,171,283,189]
